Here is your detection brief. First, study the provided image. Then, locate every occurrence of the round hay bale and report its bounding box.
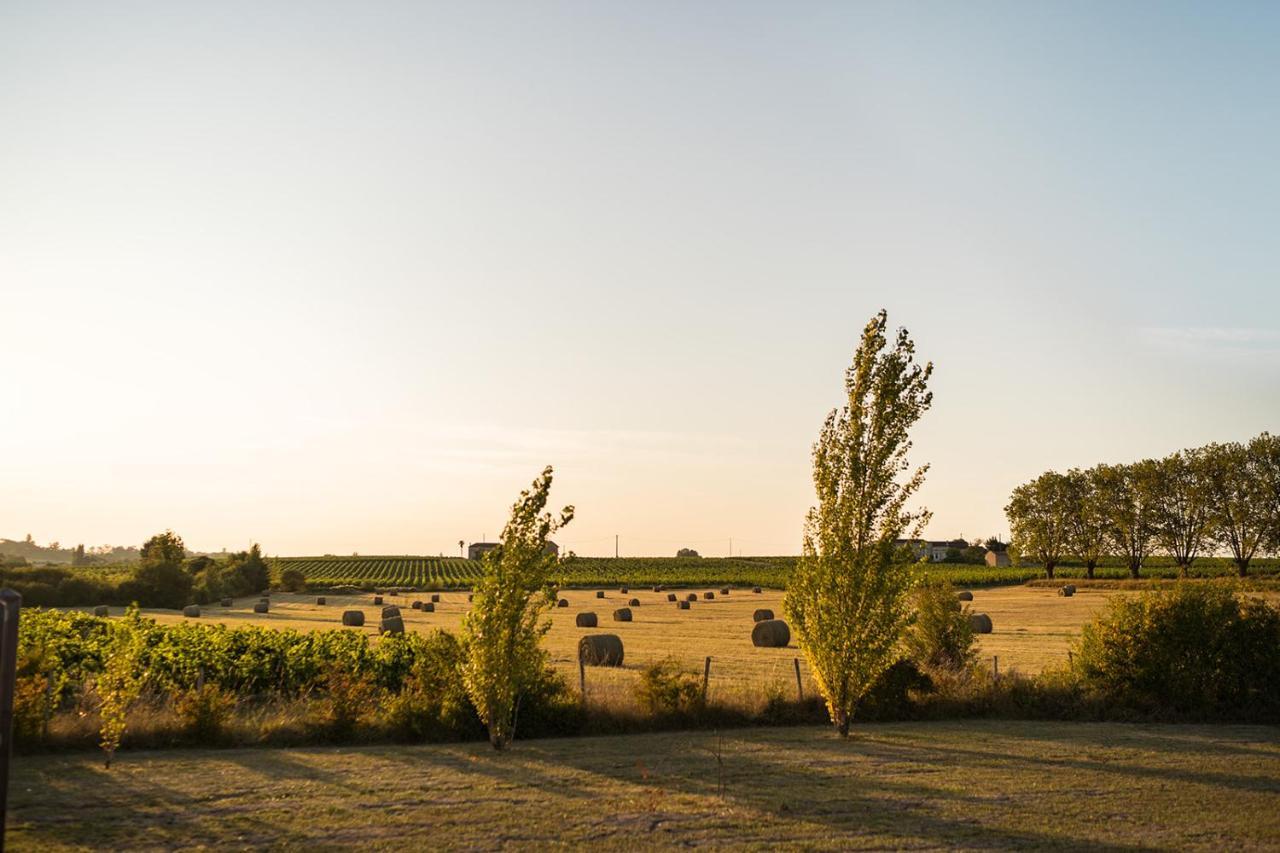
[342,610,365,626]
[578,634,624,667]
[380,615,405,635]
[576,612,598,628]
[1059,585,1076,597]
[219,598,232,607]
[969,613,994,633]
[720,587,730,595]
[557,598,569,608]
[183,605,200,618]
[390,588,400,596]
[666,593,677,602]
[652,585,663,592]
[677,600,691,610]
[373,596,383,605]
[703,591,715,600]
[316,596,326,606]
[619,587,628,594]
[752,619,790,648]
[957,590,974,602]
[686,593,698,602]
[93,605,110,617]
[612,607,633,622]
[752,586,762,594]
[627,598,640,607]
[753,608,774,622]
[412,600,423,610]
[422,602,435,612]
[381,605,401,619]
[253,601,269,614]
[431,593,441,603]
[596,590,605,599]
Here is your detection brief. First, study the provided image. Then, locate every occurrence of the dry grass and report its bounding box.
[79,586,1280,697]
[9,720,1280,850]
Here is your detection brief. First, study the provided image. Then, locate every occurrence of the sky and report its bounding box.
[2,1,1278,557]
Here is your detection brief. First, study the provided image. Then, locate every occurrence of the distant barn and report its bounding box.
[985,550,1011,567]
[468,540,559,561]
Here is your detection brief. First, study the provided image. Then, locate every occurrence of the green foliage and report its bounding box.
[1203,439,1272,576]
[1062,467,1109,578]
[1072,583,1280,721]
[384,631,482,741]
[461,466,573,750]
[1006,471,1071,578]
[311,664,379,740]
[635,658,704,716]
[139,531,186,570]
[1148,448,1215,576]
[172,683,236,743]
[905,581,976,672]
[96,610,147,767]
[278,567,307,592]
[787,310,931,737]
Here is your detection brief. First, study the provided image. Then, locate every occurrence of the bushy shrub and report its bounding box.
[635,658,704,716]
[905,580,976,672]
[311,664,380,740]
[1072,583,1280,721]
[857,659,932,720]
[173,683,237,743]
[279,568,307,593]
[384,631,481,741]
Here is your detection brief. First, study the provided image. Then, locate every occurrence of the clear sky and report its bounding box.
[2,2,1277,557]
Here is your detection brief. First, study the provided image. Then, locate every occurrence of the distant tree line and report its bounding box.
[0,530,276,608]
[1005,432,1280,578]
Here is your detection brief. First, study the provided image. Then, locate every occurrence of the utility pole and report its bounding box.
[615,534,619,559]
[729,537,733,558]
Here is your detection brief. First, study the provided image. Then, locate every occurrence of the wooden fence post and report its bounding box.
[579,659,586,701]
[992,655,999,682]
[702,656,712,704]
[0,589,23,846]
[793,658,804,701]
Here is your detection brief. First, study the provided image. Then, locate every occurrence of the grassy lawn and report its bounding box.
[9,720,1279,850]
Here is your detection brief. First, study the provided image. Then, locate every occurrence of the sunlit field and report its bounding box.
[85,584,1279,703]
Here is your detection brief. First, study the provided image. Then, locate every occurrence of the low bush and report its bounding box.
[635,658,704,717]
[1071,582,1280,721]
[172,683,237,744]
[904,580,976,672]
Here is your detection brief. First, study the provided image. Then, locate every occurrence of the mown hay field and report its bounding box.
[92,584,1277,699]
[9,720,1280,850]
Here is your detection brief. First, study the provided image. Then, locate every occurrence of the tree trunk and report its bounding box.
[1044,561,1055,580]
[1128,560,1140,580]
[837,715,850,738]
[1178,561,1188,579]
[1085,561,1096,580]
[1237,558,1249,578]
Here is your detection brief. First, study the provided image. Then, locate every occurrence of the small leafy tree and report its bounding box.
[1252,432,1280,556]
[786,310,932,738]
[1095,460,1158,579]
[97,610,147,767]
[905,580,976,672]
[461,467,573,750]
[122,530,192,608]
[1006,471,1071,579]
[1202,440,1270,577]
[1063,466,1109,579]
[1149,448,1214,577]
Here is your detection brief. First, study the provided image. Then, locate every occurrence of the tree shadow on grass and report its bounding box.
[848,725,1280,796]
[498,728,1152,850]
